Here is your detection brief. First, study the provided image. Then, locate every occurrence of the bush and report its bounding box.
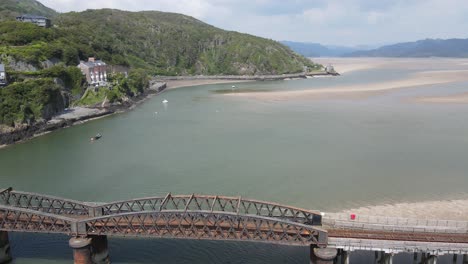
[0,79,63,125]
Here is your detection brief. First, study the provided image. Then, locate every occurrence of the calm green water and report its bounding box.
[2,60,468,263]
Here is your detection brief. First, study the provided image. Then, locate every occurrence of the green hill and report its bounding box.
[1,7,318,75]
[0,0,58,20]
[55,9,318,75]
[0,1,320,128]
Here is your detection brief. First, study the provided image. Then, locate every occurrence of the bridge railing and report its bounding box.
[93,194,322,225]
[0,204,76,234]
[0,188,91,216]
[0,189,322,226]
[0,203,328,247]
[323,213,468,234]
[79,210,328,246]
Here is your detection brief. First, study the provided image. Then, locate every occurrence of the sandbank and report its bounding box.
[313,57,390,73]
[166,79,251,90]
[337,199,468,221]
[223,69,468,101]
[415,92,468,104]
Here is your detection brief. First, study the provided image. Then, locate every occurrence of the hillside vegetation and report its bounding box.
[54,9,318,75]
[0,0,58,20]
[0,1,319,128]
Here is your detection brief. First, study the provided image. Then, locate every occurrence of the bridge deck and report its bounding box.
[0,189,327,246]
[1,188,467,251]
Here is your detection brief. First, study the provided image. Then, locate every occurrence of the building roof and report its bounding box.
[0,64,5,72]
[16,14,49,20]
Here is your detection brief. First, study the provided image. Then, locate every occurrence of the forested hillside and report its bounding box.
[0,0,57,20]
[0,1,319,128]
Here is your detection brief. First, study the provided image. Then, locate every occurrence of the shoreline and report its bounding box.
[222,69,468,101]
[155,70,337,84]
[1,73,331,149]
[0,82,167,149]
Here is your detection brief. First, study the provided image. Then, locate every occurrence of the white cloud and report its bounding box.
[38,0,468,45]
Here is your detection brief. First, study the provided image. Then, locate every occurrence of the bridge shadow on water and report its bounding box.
[8,233,461,264]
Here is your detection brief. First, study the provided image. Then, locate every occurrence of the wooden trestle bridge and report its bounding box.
[1,188,468,264]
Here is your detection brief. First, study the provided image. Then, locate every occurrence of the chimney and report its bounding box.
[88,57,95,62]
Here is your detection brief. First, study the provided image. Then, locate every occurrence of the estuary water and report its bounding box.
[1,58,468,263]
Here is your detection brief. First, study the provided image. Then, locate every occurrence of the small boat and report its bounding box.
[162,99,168,103]
[90,133,102,141]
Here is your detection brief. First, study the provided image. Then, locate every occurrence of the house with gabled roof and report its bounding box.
[78,58,108,86]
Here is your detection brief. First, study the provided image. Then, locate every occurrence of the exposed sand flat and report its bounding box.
[224,69,468,101]
[416,92,468,104]
[166,79,250,90]
[313,57,391,73]
[314,57,468,73]
[338,199,468,221]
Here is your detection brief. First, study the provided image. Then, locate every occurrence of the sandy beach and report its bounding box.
[221,58,468,103]
[313,57,468,74]
[224,68,468,101]
[166,79,251,90]
[337,199,468,221]
[415,92,468,104]
[313,57,391,73]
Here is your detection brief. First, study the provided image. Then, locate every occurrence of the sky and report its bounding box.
[38,0,468,46]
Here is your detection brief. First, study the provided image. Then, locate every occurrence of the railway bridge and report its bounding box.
[0,188,467,264]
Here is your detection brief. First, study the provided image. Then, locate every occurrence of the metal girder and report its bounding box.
[0,189,327,246]
[0,205,75,234]
[92,195,322,225]
[0,189,89,216]
[81,210,327,246]
[0,190,323,226]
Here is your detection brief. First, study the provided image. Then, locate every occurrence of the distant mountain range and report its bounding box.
[280,41,362,57]
[344,38,468,57]
[283,38,468,58]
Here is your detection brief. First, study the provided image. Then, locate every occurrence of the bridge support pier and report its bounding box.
[70,237,93,264]
[463,254,468,264]
[310,246,338,264]
[69,236,110,264]
[339,249,349,264]
[91,236,110,264]
[380,253,393,264]
[421,253,428,264]
[427,255,438,264]
[0,231,12,264]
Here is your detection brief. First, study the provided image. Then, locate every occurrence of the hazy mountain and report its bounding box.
[280,41,360,57]
[345,38,468,57]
